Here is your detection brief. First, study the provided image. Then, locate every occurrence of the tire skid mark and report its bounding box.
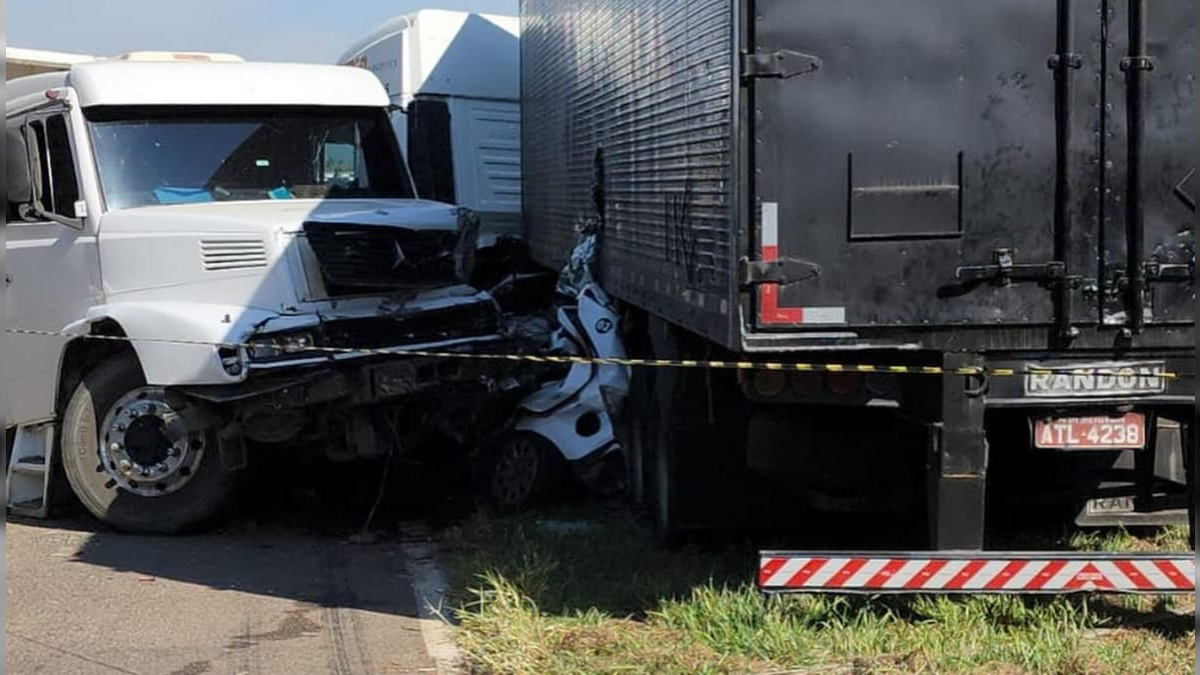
[321,546,373,675]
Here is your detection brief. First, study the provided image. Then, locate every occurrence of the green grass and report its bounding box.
[444,509,1195,675]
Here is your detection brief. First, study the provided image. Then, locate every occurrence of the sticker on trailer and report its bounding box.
[758,553,1195,594]
[758,203,847,326]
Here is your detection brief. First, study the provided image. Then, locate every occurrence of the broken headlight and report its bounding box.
[246,331,319,362]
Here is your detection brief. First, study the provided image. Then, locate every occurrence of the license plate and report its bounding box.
[1085,496,1136,515]
[1033,413,1146,450]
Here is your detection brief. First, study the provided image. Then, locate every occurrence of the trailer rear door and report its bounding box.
[749,0,1193,335]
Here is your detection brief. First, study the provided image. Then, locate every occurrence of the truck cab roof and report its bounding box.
[6,60,390,111]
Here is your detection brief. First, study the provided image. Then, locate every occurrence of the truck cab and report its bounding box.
[5,54,516,533]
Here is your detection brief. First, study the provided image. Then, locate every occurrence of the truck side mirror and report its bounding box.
[6,128,33,206]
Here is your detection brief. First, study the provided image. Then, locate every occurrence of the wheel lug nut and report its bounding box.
[109,442,122,453]
[167,447,181,458]
[139,467,152,477]
[118,459,133,473]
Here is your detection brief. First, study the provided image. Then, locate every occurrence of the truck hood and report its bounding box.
[96,198,469,312]
[99,198,462,235]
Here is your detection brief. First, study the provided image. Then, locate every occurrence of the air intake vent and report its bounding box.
[200,239,268,271]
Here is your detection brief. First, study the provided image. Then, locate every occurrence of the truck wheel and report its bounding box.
[487,432,565,511]
[60,354,238,534]
[643,318,751,543]
[621,368,654,507]
[643,319,707,543]
[648,364,707,543]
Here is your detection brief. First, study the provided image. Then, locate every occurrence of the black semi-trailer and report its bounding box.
[518,0,1195,551]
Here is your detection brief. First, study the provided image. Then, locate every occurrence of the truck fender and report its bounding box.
[62,302,288,387]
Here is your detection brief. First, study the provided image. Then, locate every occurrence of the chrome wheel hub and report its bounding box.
[99,387,206,497]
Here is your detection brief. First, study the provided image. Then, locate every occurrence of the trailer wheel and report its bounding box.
[643,319,710,543]
[642,318,751,543]
[621,367,655,507]
[60,354,239,534]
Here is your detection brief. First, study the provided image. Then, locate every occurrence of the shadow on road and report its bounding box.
[7,451,480,619]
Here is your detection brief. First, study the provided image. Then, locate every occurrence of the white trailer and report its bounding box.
[6,47,98,80]
[339,10,522,242]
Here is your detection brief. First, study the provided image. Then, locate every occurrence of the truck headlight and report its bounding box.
[247,331,318,361]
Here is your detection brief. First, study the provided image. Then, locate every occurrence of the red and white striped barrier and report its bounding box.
[758,553,1196,594]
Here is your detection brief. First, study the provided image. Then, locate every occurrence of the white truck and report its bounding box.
[338,9,522,244]
[5,53,530,533]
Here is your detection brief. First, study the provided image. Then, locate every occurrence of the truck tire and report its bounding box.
[643,320,710,543]
[620,367,654,508]
[643,318,751,543]
[60,354,238,534]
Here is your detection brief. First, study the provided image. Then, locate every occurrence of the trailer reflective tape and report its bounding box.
[758,553,1196,594]
[1024,560,1068,591]
[757,202,847,326]
[945,560,988,591]
[1000,560,1056,591]
[901,560,947,589]
[805,557,854,589]
[1112,560,1153,590]
[880,559,933,589]
[3,328,1191,380]
[864,559,910,588]
[1153,560,1193,589]
[983,560,1030,591]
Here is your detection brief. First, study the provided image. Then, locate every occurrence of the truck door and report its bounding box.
[5,112,101,425]
[748,0,1192,336]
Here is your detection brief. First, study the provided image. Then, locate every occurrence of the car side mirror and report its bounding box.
[6,128,33,206]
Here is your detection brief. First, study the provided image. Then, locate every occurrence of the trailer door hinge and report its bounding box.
[739,256,821,287]
[741,50,822,81]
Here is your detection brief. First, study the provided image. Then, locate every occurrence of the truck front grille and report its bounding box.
[304,222,459,296]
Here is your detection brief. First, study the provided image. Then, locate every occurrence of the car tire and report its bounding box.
[486,431,566,512]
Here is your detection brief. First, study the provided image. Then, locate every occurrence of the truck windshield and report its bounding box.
[86,105,415,210]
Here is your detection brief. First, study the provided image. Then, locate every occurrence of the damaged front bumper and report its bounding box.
[178,348,534,410]
[242,286,506,370]
[180,286,551,410]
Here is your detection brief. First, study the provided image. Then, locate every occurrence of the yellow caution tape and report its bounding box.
[4,328,1190,380]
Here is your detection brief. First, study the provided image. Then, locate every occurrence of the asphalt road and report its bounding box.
[5,460,469,675]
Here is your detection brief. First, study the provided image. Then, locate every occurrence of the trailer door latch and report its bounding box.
[741,50,822,81]
[955,249,1068,287]
[739,256,821,287]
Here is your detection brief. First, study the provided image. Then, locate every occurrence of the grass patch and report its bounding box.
[445,510,1195,674]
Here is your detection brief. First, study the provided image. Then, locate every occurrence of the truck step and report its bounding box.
[759,552,1195,595]
[10,457,47,476]
[7,497,46,517]
[7,424,54,519]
